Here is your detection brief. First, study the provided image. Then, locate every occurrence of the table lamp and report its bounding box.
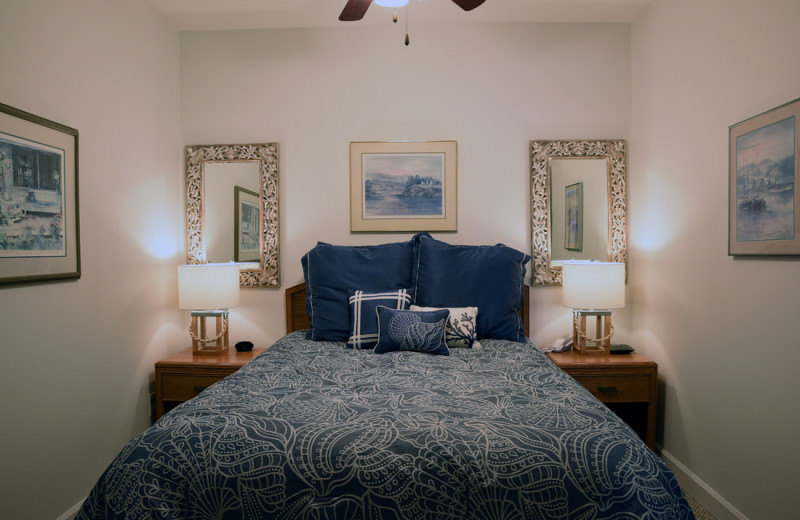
[562,261,625,355]
[178,263,240,355]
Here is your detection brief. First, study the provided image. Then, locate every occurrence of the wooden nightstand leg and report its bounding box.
[155,377,165,419]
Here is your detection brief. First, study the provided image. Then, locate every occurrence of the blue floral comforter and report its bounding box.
[78,332,694,519]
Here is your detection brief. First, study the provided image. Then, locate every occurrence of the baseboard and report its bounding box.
[56,498,84,520]
[660,448,749,520]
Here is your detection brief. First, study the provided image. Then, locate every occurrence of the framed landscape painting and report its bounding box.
[350,141,457,232]
[0,103,80,285]
[729,97,799,255]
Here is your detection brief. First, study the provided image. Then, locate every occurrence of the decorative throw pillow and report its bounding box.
[410,305,478,348]
[301,239,417,341]
[374,307,450,356]
[412,233,530,342]
[347,289,411,349]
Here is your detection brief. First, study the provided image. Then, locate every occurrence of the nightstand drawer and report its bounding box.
[570,374,650,402]
[160,374,226,401]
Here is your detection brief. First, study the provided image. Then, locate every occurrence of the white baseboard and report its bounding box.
[56,498,84,520]
[660,448,748,520]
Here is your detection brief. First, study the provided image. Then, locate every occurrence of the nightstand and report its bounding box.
[155,347,265,419]
[546,350,657,449]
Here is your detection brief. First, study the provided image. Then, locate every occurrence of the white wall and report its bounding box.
[180,21,632,349]
[630,1,800,519]
[0,1,183,518]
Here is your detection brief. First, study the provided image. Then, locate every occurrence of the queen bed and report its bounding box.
[77,234,694,519]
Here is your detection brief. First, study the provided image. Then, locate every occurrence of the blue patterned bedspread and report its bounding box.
[78,332,694,519]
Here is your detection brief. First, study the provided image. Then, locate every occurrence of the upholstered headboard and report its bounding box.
[285,282,530,338]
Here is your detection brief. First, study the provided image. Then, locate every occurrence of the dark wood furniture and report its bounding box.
[546,350,658,450]
[155,347,265,419]
[284,282,530,336]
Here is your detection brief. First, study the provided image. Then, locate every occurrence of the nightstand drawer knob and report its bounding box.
[598,386,618,393]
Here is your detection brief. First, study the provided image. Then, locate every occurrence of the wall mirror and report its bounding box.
[529,140,627,285]
[186,143,280,288]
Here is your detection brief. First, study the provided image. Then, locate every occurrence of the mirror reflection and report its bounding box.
[550,158,609,264]
[204,161,261,268]
[186,142,280,288]
[529,139,626,285]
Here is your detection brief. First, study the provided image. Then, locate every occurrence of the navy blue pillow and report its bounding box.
[347,289,411,349]
[374,307,450,356]
[413,234,530,341]
[301,239,417,341]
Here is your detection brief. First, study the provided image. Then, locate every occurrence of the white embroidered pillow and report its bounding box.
[410,305,479,348]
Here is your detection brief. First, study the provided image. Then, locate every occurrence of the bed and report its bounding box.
[78,235,694,519]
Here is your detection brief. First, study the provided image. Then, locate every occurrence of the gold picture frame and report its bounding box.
[350,141,457,232]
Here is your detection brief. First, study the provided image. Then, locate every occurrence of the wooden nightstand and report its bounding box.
[155,347,265,419]
[547,350,658,449]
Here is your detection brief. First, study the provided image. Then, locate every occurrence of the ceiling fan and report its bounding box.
[339,0,487,22]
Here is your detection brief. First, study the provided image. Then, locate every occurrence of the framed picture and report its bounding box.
[234,185,259,262]
[0,103,80,285]
[729,97,799,255]
[565,182,583,251]
[350,140,457,232]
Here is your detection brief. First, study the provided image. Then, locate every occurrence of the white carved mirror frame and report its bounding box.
[185,143,280,288]
[529,140,627,285]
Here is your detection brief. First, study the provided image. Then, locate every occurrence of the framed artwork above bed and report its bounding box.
[349,140,457,232]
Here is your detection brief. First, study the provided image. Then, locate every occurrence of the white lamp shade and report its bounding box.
[178,264,240,310]
[562,261,625,310]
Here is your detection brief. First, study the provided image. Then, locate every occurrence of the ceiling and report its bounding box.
[145,0,653,31]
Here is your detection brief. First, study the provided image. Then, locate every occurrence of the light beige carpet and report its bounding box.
[687,495,717,520]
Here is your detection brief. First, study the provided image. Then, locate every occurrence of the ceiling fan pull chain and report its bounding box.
[405,4,410,46]
[393,9,398,23]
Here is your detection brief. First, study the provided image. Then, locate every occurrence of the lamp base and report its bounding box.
[190,310,230,355]
[572,310,612,356]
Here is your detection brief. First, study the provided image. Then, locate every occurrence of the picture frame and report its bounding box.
[0,103,80,285]
[729,97,799,255]
[565,182,583,251]
[234,185,259,263]
[350,140,457,232]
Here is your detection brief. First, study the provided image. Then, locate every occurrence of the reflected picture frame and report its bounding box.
[0,103,80,286]
[350,141,457,232]
[729,97,800,256]
[234,185,259,263]
[565,182,583,251]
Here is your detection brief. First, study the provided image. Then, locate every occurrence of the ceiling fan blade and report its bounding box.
[339,0,372,21]
[451,0,486,11]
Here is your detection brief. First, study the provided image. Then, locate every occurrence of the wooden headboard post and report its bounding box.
[285,283,310,334]
[286,283,531,338]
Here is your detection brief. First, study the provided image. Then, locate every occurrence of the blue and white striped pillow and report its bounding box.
[347,289,411,349]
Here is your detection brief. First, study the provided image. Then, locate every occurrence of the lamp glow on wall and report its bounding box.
[178,263,240,355]
[562,261,625,355]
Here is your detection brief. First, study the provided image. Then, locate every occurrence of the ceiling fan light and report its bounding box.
[375,0,408,7]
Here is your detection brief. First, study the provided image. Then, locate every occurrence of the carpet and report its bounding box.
[687,495,717,520]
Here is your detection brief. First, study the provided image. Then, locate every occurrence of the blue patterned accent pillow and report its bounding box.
[347,289,411,349]
[374,307,450,356]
